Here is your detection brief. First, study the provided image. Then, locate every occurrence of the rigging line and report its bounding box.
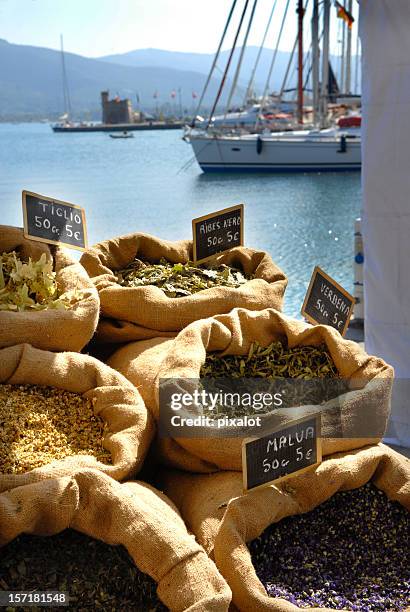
[300,38,315,93]
[303,55,314,91]
[284,0,312,96]
[279,0,309,102]
[304,36,324,93]
[206,0,250,130]
[283,0,322,100]
[337,18,343,88]
[279,34,298,100]
[255,0,291,130]
[354,19,360,94]
[192,0,238,124]
[176,154,199,174]
[176,140,212,174]
[303,4,325,93]
[225,0,259,117]
[340,0,346,92]
[303,55,313,92]
[289,18,313,103]
[243,0,278,105]
[301,7,313,92]
[214,62,254,95]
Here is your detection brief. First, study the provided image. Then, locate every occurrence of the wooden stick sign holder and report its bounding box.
[192,204,244,263]
[242,413,322,493]
[301,266,355,336]
[22,190,88,251]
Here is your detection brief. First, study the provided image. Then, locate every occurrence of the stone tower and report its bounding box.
[101,90,133,124]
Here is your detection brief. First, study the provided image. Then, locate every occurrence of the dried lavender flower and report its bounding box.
[250,483,410,611]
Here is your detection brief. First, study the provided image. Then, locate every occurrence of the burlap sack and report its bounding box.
[159,444,410,611]
[0,343,154,493]
[0,226,100,352]
[80,232,287,343]
[0,468,232,611]
[108,308,393,472]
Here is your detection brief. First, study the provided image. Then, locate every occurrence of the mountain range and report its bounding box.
[0,39,360,121]
[100,46,294,87]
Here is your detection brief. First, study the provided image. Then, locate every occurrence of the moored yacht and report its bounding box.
[187,126,361,173]
[186,0,361,173]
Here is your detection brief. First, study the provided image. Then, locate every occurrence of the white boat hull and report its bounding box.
[189,133,361,173]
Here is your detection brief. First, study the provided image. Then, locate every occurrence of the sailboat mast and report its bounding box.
[311,0,320,126]
[354,29,360,94]
[297,0,304,124]
[256,0,291,131]
[320,0,330,127]
[206,0,250,129]
[225,0,258,116]
[244,0,277,104]
[345,0,353,93]
[279,33,298,101]
[193,0,238,124]
[340,5,346,92]
[60,34,72,119]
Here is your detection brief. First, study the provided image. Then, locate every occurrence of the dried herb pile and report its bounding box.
[0,251,77,312]
[116,257,249,297]
[200,341,347,415]
[201,341,339,379]
[0,384,111,474]
[0,529,166,611]
[250,483,410,611]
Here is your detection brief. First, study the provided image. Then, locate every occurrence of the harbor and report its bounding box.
[0,0,409,610]
[52,90,184,132]
[52,120,184,132]
[0,122,361,318]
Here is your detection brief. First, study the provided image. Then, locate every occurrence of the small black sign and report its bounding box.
[242,414,322,492]
[301,266,355,336]
[22,190,87,251]
[192,204,244,263]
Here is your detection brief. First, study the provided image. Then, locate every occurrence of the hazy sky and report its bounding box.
[0,0,359,57]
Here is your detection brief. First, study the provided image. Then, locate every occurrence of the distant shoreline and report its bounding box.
[0,116,99,124]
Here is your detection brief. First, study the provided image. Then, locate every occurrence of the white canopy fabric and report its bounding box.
[360,0,410,447]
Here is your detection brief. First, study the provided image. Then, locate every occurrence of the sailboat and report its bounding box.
[51,36,95,132]
[185,0,361,173]
[188,126,360,172]
[52,35,74,129]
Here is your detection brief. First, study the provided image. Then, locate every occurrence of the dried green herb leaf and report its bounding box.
[0,530,166,611]
[115,257,250,297]
[200,340,348,417]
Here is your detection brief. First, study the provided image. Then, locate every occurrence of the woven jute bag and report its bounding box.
[0,343,154,493]
[108,307,393,472]
[159,444,410,611]
[0,468,232,611]
[80,232,287,343]
[0,226,100,352]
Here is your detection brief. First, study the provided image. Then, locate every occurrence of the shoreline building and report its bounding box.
[101,91,134,124]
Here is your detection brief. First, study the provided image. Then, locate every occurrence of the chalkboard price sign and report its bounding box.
[22,191,88,251]
[242,414,322,492]
[192,204,244,263]
[301,266,355,336]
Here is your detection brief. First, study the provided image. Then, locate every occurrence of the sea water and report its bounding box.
[0,123,361,318]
